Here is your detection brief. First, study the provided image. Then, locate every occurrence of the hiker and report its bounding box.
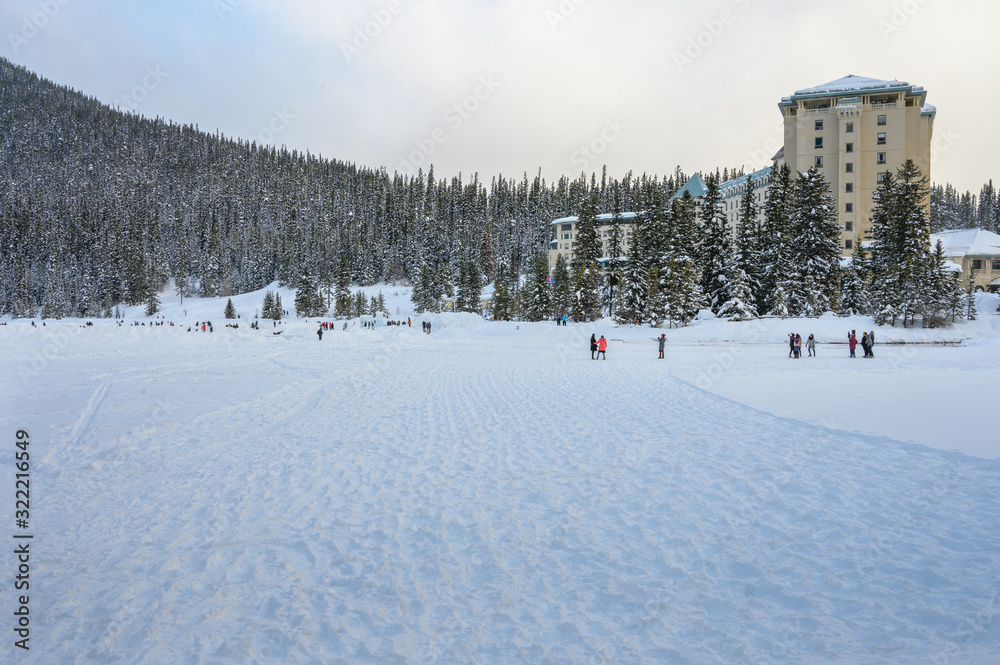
[590,334,598,360]
[656,334,666,359]
[806,334,816,357]
[597,335,607,360]
[848,330,857,358]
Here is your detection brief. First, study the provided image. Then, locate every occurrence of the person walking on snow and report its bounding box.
[590,334,598,360]
[317,326,323,341]
[848,330,857,358]
[806,334,816,357]
[597,335,607,360]
[657,333,666,359]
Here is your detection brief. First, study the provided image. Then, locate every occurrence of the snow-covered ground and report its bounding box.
[1,285,998,664]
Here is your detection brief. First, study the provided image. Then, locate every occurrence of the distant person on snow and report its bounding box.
[597,335,607,360]
[788,333,795,358]
[848,330,857,358]
[317,326,323,341]
[806,334,816,357]
[868,330,875,357]
[657,333,666,359]
[590,334,598,360]
[861,332,871,358]
[793,333,802,359]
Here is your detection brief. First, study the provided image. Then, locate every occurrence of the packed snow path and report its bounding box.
[3,322,999,664]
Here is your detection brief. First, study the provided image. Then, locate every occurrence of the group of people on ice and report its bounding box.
[788,333,816,358]
[848,330,876,358]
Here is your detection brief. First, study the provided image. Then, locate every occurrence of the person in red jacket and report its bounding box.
[597,335,607,360]
[848,330,857,358]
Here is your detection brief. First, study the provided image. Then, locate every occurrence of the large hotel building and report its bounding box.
[549,75,936,268]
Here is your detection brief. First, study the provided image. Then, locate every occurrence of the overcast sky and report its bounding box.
[3,0,997,193]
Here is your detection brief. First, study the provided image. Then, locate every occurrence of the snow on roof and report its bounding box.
[941,260,963,274]
[550,212,640,226]
[930,228,1000,258]
[792,75,912,97]
[720,166,772,194]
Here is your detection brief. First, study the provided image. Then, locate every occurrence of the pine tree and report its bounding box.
[491,257,514,320]
[760,163,794,315]
[273,293,283,320]
[334,253,352,317]
[353,290,368,318]
[615,251,647,325]
[643,265,667,327]
[698,172,731,312]
[550,253,572,322]
[573,192,602,269]
[144,265,161,317]
[717,265,757,320]
[572,263,601,322]
[295,273,322,317]
[224,298,237,319]
[788,167,841,315]
[521,251,552,322]
[869,160,932,327]
[839,245,871,317]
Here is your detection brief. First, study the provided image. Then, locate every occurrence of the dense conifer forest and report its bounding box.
[0,57,694,317]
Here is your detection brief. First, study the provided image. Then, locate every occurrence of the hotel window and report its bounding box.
[845,182,854,193]
[877,172,886,183]
[846,221,853,231]
[815,119,823,130]
[971,259,983,270]
[846,122,854,133]
[845,162,854,173]
[877,114,886,125]
[845,203,853,213]
[815,156,823,168]
[846,142,854,153]
[877,132,887,145]
[815,137,823,149]
[563,233,570,239]
[992,260,1000,270]
[877,153,888,165]
[845,239,853,249]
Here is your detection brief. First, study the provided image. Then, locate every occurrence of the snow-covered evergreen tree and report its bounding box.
[788,167,841,315]
[521,251,552,322]
[224,298,236,319]
[966,263,977,321]
[839,245,871,317]
[550,253,572,322]
[572,263,601,322]
[334,254,352,318]
[698,172,731,313]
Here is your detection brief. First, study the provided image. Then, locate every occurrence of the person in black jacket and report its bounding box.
[590,333,598,360]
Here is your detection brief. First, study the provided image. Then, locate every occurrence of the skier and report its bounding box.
[317,326,323,341]
[590,334,598,360]
[597,335,607,360]
[848,330,857,358]
[656,333,666,359]
[806,334,816,357]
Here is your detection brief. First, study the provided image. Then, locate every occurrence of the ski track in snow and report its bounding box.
[2,323,999,664]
